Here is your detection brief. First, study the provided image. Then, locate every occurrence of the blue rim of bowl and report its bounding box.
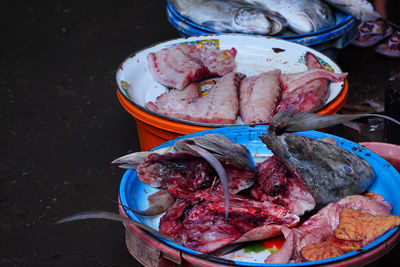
[119,125,400,266]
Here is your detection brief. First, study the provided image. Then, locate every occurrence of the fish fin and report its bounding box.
[270,110,400,134]
[125,190,176,216]
[111,146,174,169]
[176,134,254,171]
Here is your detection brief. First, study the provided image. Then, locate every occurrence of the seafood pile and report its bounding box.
[146,44,347,124]
[57,111,400,264]
[168,0,382,35]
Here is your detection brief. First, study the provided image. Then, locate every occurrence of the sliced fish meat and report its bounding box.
[147,44,236,90]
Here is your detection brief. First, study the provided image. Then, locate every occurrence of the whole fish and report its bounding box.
[259,110,378,209]
[244,0,335,33]
[168,0,287,35]
[323,0,380,21]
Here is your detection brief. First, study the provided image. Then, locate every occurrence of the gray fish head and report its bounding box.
[234,7,273,35]
[260,132,375,210]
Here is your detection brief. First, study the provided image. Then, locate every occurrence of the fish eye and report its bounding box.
[341,164,355,175]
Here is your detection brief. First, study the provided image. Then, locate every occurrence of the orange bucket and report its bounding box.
[117,78,348,151]
[116,35,349,151]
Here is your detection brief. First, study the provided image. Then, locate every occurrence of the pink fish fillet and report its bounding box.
[183,72,244,124]
[146,72,243,124]
[277,52,347,112]
[280,68,348,94]
[239,69,281,124]
[265,195,392,263]
[145,82,200,119]
[147,45,237,90]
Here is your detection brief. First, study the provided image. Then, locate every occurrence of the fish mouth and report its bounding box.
[289,13,316,34]
[234,8,272,34]
[234,8,287,35]
[262,10,288,35]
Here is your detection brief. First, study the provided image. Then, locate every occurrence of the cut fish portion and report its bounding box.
[146,72,244,124]
[250,156,315,216]
[146,82,200,118]
[147,45,237,90]
[239,69,281,123]
[277,52,345,112]
[265,195,391,263]
[159,188,300,253]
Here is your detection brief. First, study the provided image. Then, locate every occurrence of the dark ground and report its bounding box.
[1,1,400,266]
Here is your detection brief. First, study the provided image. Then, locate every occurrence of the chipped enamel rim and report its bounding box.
[116,34,347,127]
[119,126,400,266]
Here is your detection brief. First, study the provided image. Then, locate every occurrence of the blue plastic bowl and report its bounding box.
[120,126,400,266]
[166,3,356,50]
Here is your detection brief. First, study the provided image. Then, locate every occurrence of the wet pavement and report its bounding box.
[1,0,400,266]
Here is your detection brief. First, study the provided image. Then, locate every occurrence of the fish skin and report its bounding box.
[260,111,375,209]
[174,134,254,171]
[168,0,287,35]
[244,0,335,33]
[112,133,254,171]
[267,110,400,134]
[323,0,380,21]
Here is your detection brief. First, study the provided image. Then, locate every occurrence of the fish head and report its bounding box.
[288,12,315,33]
[261,131,375,209]
[234,7,272,34]
[288,1,335,33]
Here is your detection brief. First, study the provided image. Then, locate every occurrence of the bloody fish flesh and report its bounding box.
[159,188,300,253]
[250,155,316,216]
[136,151,255,198]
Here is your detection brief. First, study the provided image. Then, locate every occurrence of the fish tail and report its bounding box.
[55,211,174,241]
[270,110,400,134]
